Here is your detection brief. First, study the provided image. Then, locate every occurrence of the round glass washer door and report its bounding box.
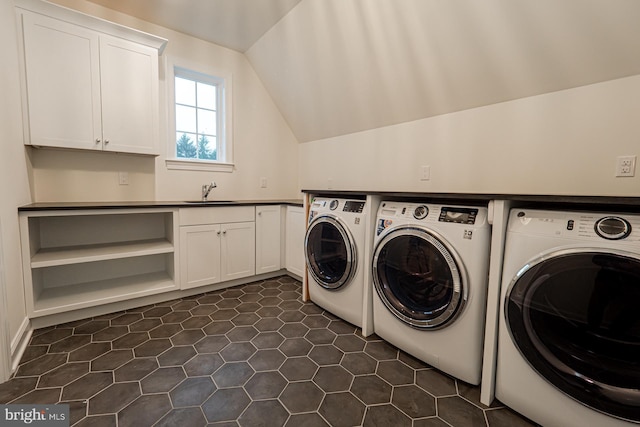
[372,226,466,329]
[506,249,640,423]
[305,215,357,290]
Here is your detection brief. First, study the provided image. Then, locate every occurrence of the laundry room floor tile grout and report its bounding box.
[0,276,537,427]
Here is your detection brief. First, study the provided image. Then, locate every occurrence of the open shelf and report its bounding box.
[31,239,174,268]
[20,208,179,318]
[33,271,176,316]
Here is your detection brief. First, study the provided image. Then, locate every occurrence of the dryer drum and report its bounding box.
[372,226,465,329]
[305,215,357,290]
[506,250,640,423]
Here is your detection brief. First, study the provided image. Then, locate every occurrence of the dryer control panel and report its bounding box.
[439,207,479,224]
[343,201,365,213]
[509,209,640,245]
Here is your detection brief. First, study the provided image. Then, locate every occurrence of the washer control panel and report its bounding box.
[413,205,429,220]
[344,201,365,213]
[594,216,632,240]
[510,209,640,243]
[439,207,479,224]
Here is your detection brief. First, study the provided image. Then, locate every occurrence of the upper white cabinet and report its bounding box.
[20,13,100,151]
[15,0,167,155]
[98,35,159,154]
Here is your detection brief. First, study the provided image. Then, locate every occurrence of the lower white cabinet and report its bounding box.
[18,204,302,319]
[286,206,306,277]
[179,224,221,289]
[179,207,256,290]
[256,205,282,274]
[220,222,256,281]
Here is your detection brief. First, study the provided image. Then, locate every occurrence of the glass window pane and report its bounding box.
[197,82,217,110]
[175,77,196,106]
[197,109,216,135]
[211,136,217,155]
[176,105,196,133]
[208,136,217,160]
[176,132,197,158]
[196,135,217,160]
[173,68,225,163]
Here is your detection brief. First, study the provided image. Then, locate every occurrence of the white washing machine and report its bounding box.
[496,208,640,427]
[371,201,491,384]
[305,197,368,328]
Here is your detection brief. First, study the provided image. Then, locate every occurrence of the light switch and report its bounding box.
[118,172,129,185]
[420,165,430,181]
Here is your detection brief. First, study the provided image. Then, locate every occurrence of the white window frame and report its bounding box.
[165,56,234,172]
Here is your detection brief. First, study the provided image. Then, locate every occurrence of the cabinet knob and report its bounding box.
[258,212,262,216]
[104,139,110,144]
[216,231,221,236]
[223,230,227,235]
[95,138,101,144]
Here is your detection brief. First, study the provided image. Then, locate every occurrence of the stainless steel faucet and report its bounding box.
[202,181,217,201]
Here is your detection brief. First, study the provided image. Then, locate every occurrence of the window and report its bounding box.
[167,62,233,172]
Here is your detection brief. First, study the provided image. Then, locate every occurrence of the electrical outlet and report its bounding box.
[260,177,267,188]
[420,165,430,181]
[616,156,636,177]
[118,172,129,185]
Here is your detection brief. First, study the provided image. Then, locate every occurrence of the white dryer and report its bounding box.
[496,208,640,427]
[371,201,491,384]
[305,197,368,328]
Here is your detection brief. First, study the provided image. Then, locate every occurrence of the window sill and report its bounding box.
[166,159,234,172]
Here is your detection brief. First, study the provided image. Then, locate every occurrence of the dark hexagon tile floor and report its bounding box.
[0,276,538,427]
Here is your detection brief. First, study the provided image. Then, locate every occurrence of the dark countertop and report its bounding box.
[303,190,640,211]
[20,191,640,212]
[18,200,304,212]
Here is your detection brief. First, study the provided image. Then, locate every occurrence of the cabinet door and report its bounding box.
[256,206,282,274]
[100,35,159,155]
[21,12,102,150]
[286,206,306,277]
[180,224,221,289]
[221,222,256,281]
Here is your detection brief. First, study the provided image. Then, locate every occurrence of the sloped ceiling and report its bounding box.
[86,0,302,52]
[88,0,640,143]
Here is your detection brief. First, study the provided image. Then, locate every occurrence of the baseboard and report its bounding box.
[285,271,302,282]
[10,316,32,374]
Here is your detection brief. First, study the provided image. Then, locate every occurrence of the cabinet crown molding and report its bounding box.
[15,0,167,53]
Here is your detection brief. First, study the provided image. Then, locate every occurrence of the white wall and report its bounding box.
[31,0,300,203]
[154,31,300,202]
[30,149,156,202]
[248,0,640,143]
[0,0,32,362]
[300,74,640,197]
[28,1,640,202]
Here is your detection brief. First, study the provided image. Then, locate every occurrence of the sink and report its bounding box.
[184,200,235,204]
